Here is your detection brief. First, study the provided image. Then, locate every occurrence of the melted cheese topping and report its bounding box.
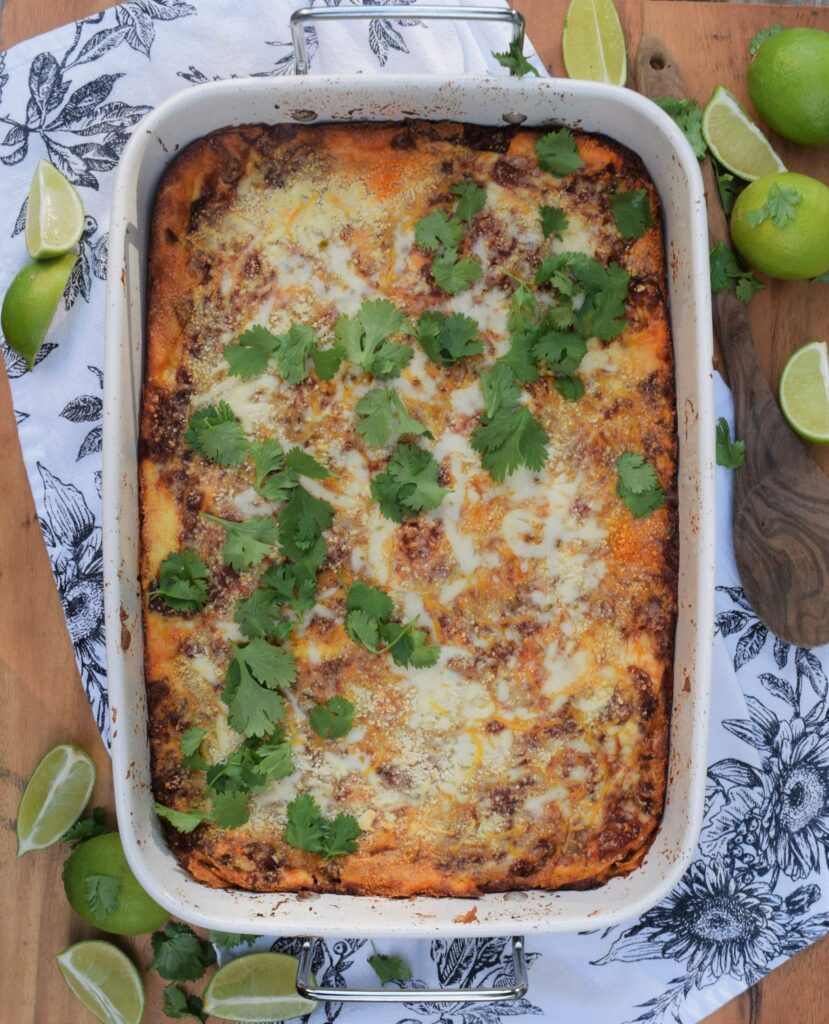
[141,121,677,897]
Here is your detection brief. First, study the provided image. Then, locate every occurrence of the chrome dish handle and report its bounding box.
[296,935,528,1003]
[290,4,526,75]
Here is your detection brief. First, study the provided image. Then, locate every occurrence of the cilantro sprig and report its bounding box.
[491,39,539,78]
[610,189,653,240]
[222,638,296,737]
[370,442,449,522]
[200,514,279,571]
[151,923,216,982]
[163,985,208,1023]
[716,417,746,469]
[62,807,110,847]
[749,23,783,56]
[184,402,248,466]
[154,550,209,612]
[356,387,431,447]
[235,562,317,642]
[540,205,568,241]
[368,943,413,985]
[654,97,706,159]
[344,581,440,668]
[709,242,764,304]
[284,793,361,859]
[471,401,549,482]
[84,874,121,916]
[616,452,666,517]
[746,183,802,229]
[309,696,356,739]
[535,128,584,177]
[335,299,414,379]
[223,323,341,383]
[413,182,486,295]
[414,311,483,367]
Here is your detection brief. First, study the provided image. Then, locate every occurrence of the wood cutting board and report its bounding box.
[0,2,827,1022]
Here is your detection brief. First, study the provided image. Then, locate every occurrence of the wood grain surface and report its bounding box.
[1,1,828,1023]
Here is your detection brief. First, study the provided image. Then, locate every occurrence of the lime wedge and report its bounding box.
[1,253,75,370]
[779,340,829,444]
[26,160,85,259]
[16,743,95,855]
[702,85,786,181]
[56,940,145,1024]
[562,0,627,86]
[203,952,317,1023]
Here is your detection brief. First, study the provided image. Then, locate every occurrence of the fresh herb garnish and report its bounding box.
[162,984,208,1023]
[344,581,440,668]
[746,183,802,229]
[450,180,487,225]
[616,452,666,517]
[154,804,208,834]
[205,730,293,810]
[610,189,653,240]
[261,561,318,617]
[535,128,584,176]
[481,363,522,418]
[151,922,216,982]
[713,159,747,217]
[356,388,431,447]
[284,447,332,479]
[709,242,765,304]
[370,442,449,522]
[277,485,335,571]
[234,586,292,642]
[654,97,706,159]
[222,638,296,737]
[154,550,209,612]
[309,696,356,739]
[533,330,588,400]
[184,402,248,466]
[284,793,361,859]
[414,185,486,295]
[539,205,569,240]
[224,323,341,383]
[335,299,414,378]
[471,404,549,481]
[273,323,318,384]
[749,23,783,56]
[716,417,746,469]
[200,514,279,571]
[223,326,280,380]
[180,727,208,772]
[534,252,630,341]
[62,807,110,847]
[84,874,121,916]
[414,211,464,253]
[368,942,413,985]
[414,311,483,367]
[431,251,484,295]
[492,39,539,77]
[208,932,258,950]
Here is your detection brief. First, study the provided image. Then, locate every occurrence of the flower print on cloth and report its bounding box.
[36,463,108,742]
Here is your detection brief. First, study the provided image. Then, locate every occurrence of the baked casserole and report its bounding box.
[141,119,677,896]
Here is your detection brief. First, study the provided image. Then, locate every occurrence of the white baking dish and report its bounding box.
[102,72,715,941]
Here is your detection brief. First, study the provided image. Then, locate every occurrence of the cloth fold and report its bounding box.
[2,4,828,1023]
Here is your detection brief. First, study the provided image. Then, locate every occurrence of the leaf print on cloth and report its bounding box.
[116,0,197,58]
[37,463,108,743]
[64,216,108,308]
[60,364,103,460]
[2,337,58,377]
[268,938,365,1023]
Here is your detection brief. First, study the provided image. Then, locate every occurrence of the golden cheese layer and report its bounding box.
[141,121,677,896]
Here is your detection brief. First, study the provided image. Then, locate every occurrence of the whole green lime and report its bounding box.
[62,831,169,935]
[748,28,829,145]
[731,171,829,280]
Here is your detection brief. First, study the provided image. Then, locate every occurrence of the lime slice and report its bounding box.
[62,831,169,935]
[26,160,85,259]
[56,940,145,1024]
[702,85,786,181]
[562,0,627,86]
[1,253,75,369]
[16,743,95,855]
[779,340,829,444]
[203,952,317,1023]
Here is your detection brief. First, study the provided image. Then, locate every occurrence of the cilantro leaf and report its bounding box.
[535,129,584,176]
[414,311,483,366]
[654,97,706,159]
[152,922,216,982]
[335,300,414,379]
[709,242,764,304]
[181,727,208,772]
[154,804,208,833]
[347,581,395,622]
[481,363,522,418]
[356,388,431,447]
[746,183,802,229]
[368,943,413,985]
[610,189,654,240]
[344,581,440,668]
[274,323,317,384]
[222,672,285,737]
[450,180,487,225]
[716,417,746,469]
[492,39,540,77]
[162,984,207,1023]
[84,874,121,917]
[370,442,449,522]
[712,157,746,216]
[250,438,286,490]
[381,622,440,668]
[261,562,318,616]
[278,485,334,568]
[414,210,464,252]
[310,342,344,381]
[569,256,630,340]
[471,405,549,482]
[154,550,209,612]
[284,793,326,853]
[430,251,483,295]
[208,932,258,950]
[184,402,248,466]
[62,807,110,847]
[206,731,292,804]
[616,452,665,517]
[533,330,587,377]
[309,696,356,739]
[223,326,280,380]
[200,514,279,571]
[228,638,297,691]
[209,790,251,829]
[234,587,285,641]
[749,23,783,56]
[539,205,568,240]
[554,375,585,401]
[814,271,829,284]
[284,447,332,479]
[344,608,380,651]
[320,813,362,858]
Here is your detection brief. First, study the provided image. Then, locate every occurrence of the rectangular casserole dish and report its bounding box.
[103,70,715,941]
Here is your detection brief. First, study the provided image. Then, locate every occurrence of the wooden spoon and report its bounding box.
[635,35,829,648]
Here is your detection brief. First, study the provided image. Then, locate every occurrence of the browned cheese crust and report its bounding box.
[141,120,677,896]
